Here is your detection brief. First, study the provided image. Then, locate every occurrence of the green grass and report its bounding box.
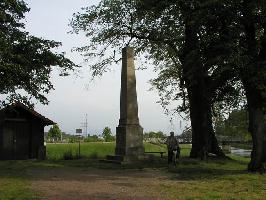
[46,142,116,160]
[0,178,37,200]
[46,142,191,160]
[0,142,265,200]
[160,155,266,200]
[0,161,38,200]
[46,142,169,160]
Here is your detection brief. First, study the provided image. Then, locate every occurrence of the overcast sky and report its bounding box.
[23,0,186,136]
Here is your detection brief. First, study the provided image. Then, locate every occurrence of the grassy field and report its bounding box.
[0,142,265,200]
[46,142,192,160]
[0,160,38,200]
[46,142,116,160]
[46,142,170,160]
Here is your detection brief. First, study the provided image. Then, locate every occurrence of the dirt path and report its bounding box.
[28,167,174,200]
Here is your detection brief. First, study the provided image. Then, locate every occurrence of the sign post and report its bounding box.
[76,129,82,159]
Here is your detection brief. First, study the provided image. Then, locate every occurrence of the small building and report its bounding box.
[0,102,55,160]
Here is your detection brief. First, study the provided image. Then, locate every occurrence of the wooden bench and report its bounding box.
[145,151,166,158]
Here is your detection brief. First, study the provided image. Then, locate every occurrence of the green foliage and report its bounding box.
[0,0,78,107]
[71,0,266,164]
[84,135,103,142]
[144,131,166,140]
[68,135,83,143]
[102,127,115,142]
[215,109,251,142]
[48,124,62,142]
[70,0,244,115]
[70,0,266,115]
[63,149,79,160]
[179,127,192,143]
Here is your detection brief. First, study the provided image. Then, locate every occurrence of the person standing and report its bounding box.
[166,132,180,164]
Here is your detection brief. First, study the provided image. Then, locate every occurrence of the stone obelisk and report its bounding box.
[115,46,144,159]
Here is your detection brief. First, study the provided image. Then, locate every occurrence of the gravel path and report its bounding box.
[28,167,173,200]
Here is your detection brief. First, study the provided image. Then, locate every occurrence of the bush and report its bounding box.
[68,136,78,143]
[102,127,115,142]
[89,152,98,159]
[84,135,103,142]
[63,150,79,160]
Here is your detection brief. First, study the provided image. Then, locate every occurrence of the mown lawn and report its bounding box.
[0,161,38,200]
[46,142,116,160]
[161,157,266,200]
[46,142,192,160]
[46,142,170,160]
[0,142,265,200]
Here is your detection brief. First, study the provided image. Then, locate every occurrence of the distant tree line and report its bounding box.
[143,131,166,141]
[178,128,192,144]
[215,109,251,143]
[47,124,62,142]
[45,126,116,143]
[102,127,115,142]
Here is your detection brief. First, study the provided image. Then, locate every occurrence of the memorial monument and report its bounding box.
[115,46,144,160]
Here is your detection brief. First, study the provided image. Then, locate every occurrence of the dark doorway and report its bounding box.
[3,121,30,160]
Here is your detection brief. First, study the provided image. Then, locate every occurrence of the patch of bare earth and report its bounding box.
[28,167,173,200]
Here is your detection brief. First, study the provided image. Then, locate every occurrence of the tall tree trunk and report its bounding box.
[180,13,224,159]
[248,108,266,171]
[241,0,266,171]
[186,74,224,158]
[242,81,266,171]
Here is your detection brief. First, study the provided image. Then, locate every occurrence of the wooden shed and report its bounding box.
[0,102,55,160]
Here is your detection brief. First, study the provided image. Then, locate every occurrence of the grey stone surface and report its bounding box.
[115,47,144,157]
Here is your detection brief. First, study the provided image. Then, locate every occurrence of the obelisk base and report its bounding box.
[115,124,144,161]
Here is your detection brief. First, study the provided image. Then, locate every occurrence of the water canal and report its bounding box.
[230,147,251,157]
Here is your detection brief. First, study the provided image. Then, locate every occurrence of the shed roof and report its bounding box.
[1,102,55,126]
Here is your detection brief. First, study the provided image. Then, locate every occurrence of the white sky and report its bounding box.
[23,0,186,136]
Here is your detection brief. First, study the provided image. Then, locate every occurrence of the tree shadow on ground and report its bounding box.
[166,157,249,181]
[168,166,248,181]
[0,155,250,182]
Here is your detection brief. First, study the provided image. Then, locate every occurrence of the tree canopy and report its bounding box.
[48,124,62,142]
[71,0,266,171]
[0,0,78,107]
[70,0,234,158]
[215,109,251,142]
[70,0,243,112]
[102,127,115,142]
